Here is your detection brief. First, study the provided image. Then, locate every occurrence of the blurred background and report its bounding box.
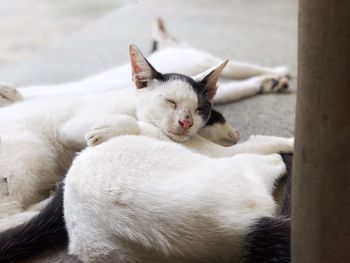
[0,0,128,64]
[0,0,297,84]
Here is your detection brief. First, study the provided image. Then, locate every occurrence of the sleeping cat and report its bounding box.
[0,116,293,263]
[0,18,290,105]
[0,44,241,220]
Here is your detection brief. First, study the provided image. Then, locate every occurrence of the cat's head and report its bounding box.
[130,44,228,142]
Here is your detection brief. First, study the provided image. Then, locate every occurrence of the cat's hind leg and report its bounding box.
[220,61,291,80]
[0,132,73,212]
[213,74,290,104]
[65,189,144,263]
[0,83,22,107]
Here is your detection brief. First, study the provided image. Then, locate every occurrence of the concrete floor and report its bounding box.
[0,0,298,261]
[0,0,123,64]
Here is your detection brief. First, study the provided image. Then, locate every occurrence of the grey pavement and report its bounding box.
[0,0,298,261]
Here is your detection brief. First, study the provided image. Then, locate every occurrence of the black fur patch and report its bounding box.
[244,217,291,263]
[0,183,67,262]
[280,152,293,216]
[157,73,213,123]
[205,109,226,126]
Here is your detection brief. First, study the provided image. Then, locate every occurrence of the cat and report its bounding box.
[0,44,243,223]
[0,18,290,105]
[0,117,293,263]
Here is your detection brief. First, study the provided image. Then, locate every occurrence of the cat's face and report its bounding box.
[130,44,228,142]
[135,76,212,142]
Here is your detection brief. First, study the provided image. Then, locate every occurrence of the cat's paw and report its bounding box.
[259,75,289,94]
[86,123,140,147]
[85,126,114,146]
[271,66,291,79]
[199,123,240,147]
[0,83,22,106]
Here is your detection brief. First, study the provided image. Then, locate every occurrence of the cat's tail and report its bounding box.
[151,17,182,53]
[0,183,67,263]
[244,216,290,263]
[244,153,293,262]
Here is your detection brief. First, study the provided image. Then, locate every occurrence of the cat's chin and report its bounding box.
[167,131,190,142]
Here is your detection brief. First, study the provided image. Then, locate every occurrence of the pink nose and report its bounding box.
[178,120,193,130]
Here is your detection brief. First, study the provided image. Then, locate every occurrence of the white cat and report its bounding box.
[0,18,289,105]
[65,134,291,263]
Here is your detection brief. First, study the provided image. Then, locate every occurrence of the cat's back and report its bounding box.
[149,47,216,75]
[79,89,136,116]
[0,95,78,121]
[67,135,204,185]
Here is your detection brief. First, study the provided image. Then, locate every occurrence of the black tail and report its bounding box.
[243,153,293,262]
[244,217,291,263]
[0,183,67,262]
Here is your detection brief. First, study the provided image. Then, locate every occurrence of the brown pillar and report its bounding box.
[293,0,350,262]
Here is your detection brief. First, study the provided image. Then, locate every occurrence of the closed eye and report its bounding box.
[165,99,177,108]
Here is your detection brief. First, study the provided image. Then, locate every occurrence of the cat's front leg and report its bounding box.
[60,114,140,149]
[227,135,294,156]
[86,120,176,147]
[0,83,22,107]
[183,134,293,158]
[85,115,140,146]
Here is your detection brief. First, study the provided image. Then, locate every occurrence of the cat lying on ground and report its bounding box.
[0,18,289,105]
[0,115,293,263]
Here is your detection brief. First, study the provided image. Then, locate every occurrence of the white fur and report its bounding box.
[64,130,289,262]
[0,21,292,256]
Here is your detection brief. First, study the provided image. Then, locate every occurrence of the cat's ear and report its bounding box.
[129,44,162,89]
[194,60,229,101]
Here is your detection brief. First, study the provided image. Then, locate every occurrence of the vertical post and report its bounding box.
[293,0,350,262]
